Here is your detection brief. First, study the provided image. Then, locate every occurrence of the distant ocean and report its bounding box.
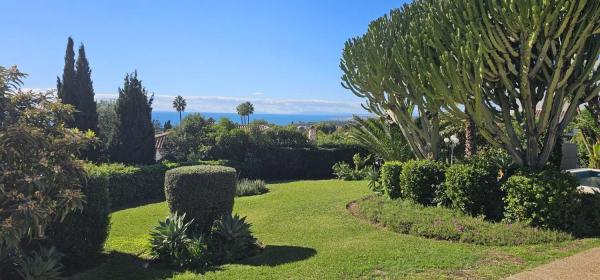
[152,111,362,126]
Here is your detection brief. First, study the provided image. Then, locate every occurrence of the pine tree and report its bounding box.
[110,71,156,165]
[57,37,77,126]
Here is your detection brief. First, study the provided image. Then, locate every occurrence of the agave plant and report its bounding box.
[17,247,64,280]
[209,214,258,264]
[149,212,194,267]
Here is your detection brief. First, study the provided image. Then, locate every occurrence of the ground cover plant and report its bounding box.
[354,196,571,246]
[72,180,600,280]
[236,179,268,197]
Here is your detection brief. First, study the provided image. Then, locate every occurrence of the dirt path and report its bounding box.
[506,247,600,280]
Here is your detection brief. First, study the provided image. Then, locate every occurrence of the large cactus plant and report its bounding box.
[341,6,444,160]
[431,0,600,168]
[342,0,600,169]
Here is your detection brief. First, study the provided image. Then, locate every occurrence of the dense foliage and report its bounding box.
[86,160,225,209]
[110,72,155,165]
[399,160,445,205]
[162,113,215,161]
[1,66,88,278]
[443,157,503,220]
[46,168,110,271]
[356,196,572,246]
[164,165,237,234]
[380,161,403,199]
[502,169,579,231]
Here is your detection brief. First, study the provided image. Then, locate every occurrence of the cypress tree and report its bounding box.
[75,44,98,133]
[57,37,77,122]
[75,44,99,161]
[110,71,156,165]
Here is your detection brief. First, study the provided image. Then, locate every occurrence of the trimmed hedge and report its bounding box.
[165,165,237,234]
[502,169,579,231]
[47,169,111,271]
[85,160,226,210]
[400,159,445,205]
[380,161,403,199]
[227,146,363,180]
[443,162,503,220]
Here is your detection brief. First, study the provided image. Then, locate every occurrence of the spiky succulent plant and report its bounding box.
[209,214,258,264]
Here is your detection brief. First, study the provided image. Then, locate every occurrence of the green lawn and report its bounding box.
[73,180,600,279]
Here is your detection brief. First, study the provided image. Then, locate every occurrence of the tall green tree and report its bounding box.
[110,72,156,164]
[236,101,255,125]
[57,37,78,127]
[74,44,98,133]
[172,95,186,122]
[74,44,99,161]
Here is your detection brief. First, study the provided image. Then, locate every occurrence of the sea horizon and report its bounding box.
[153,111,369,126]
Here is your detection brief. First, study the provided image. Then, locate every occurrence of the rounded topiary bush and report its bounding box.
[502,169,579,231]
[380,161,403,199]
[444,161,503,220]
[400,159,445,205]
[164,165,237,235]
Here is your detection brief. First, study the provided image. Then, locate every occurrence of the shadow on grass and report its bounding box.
[70,251,220,280]
[238,245,317,267]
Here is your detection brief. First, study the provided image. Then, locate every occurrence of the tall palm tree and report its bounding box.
[236,102,247,125]
[236,101,255,125]
[245,101,254,124]
[172,95,186,122]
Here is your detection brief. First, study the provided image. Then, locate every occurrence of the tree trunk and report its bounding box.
[464,119,476,158]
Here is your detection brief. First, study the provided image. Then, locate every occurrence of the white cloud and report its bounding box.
[252,92,265,96]
[95,93,364,114]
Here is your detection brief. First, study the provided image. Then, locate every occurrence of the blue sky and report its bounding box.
[2,0,406,114]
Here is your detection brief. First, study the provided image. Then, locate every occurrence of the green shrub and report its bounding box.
[236,179,268,197]
[443,161,503,220]
[400,160,445,205]
[165,165,237,234]
[380,161,403,199]
[572,192,600,237]
[356,196,572,246]
[46,169,111,271]
[502,169,579,230]
[208,214,260,264]
[332,153,372,181]
[84,160,226,210]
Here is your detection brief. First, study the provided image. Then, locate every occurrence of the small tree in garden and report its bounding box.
[0,66,88,275]
[110,71,156,165]
[173,95,187,122]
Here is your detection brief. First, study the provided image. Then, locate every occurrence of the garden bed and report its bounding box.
[349,195,572,246]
